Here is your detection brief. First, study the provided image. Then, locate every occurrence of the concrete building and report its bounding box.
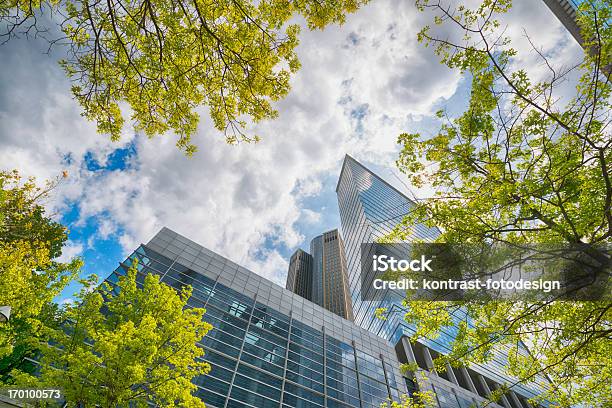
[543,0,584,45]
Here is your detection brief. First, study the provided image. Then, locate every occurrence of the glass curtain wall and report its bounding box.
[105,245,401,408]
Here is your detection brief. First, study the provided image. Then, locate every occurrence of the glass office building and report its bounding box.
[336,155,551,408]
[287,230,354,321]
[336,155,440,335]
[105,227,404,408]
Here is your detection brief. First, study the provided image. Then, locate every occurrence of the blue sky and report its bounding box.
[57,145,137,301]
[0,0,580,303]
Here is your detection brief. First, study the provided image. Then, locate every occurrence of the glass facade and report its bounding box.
[336,155,439,336]
[310,235,324,307]
[335,155,551,404]
[97,155,556,407]
[105,227,404,408]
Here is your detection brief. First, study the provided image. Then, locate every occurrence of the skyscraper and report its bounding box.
[336,155,551,407]
[108,227,403,408]
[286,249,313,301]
[312,230,354,321]
[336,155,440,335]
[286,229,354,321]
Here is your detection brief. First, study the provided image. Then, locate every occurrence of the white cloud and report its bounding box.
[243,249,290,286]
[0,0,582,284]
[97,218,117,240]
[294,177,323,198]
[57,240,84,263]
[301,209,322,225]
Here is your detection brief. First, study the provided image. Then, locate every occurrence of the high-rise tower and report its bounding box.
[336,155,551,407]
[286,249,313,301]
[96,157,554,408]
[336,155,440,334]
[312,230,353,321]
[286,229,354,320]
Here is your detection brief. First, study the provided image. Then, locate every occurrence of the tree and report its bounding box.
[0,171,212,405]
[15,264,212,407]
[0,170,82,381]
[386,0,611,406]
[0,0,367,154]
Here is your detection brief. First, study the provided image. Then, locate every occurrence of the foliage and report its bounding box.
[387,1,612,406]
[0,170,70,258]
[0,171,211,405]
[15,264,212,407]
[0,170,82,382]
[1,0,367,154]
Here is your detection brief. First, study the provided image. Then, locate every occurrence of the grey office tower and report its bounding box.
[286,249,313,301]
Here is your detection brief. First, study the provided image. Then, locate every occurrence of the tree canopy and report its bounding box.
[15,265,212,407]
[0,170,82,382]
[386,0,611,406]
[1,0,367,154]
[0,172,211,406]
